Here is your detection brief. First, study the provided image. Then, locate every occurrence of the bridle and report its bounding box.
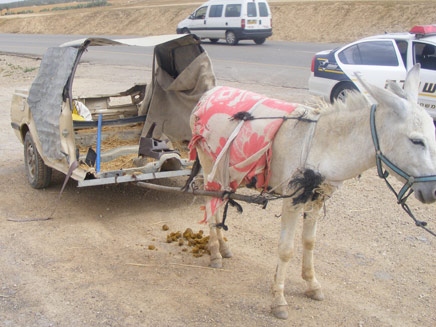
[370,104,436,237]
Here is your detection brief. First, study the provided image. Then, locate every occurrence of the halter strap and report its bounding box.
[370,104,436,202]
[370,104,436,237]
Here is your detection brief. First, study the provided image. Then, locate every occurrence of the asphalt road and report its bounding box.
[0,33,342,89]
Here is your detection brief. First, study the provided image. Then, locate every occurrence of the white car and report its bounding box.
[308,25,436,119]
[176,0,272,45]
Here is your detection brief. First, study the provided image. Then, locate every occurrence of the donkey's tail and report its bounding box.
[181,155,201,192]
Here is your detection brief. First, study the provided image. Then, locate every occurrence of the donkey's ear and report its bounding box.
[386,81,407,99]
[403,64,420,103]
[355,73,407,118]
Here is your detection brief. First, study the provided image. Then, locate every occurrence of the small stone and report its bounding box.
[417,236,428,243]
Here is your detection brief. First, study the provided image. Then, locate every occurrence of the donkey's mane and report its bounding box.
[310,91,370,136]
[318,91,369,115]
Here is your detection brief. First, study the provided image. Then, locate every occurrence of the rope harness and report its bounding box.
[370,104,436,237]
[212,111,320,230]
[213,105,436,237]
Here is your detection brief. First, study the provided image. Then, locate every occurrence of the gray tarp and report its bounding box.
[27,47,79,160]
[139,50,216,142]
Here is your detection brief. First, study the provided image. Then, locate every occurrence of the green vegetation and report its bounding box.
[0,62,38,77]
[49,1,110,11]
[0,0,109,11]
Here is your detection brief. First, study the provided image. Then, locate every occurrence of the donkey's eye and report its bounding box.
[410,138,425,147]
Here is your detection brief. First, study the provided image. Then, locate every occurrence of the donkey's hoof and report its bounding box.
[305,288,324,301]
[220,248,233,258]
[209,258,223,269]
[271,305,288,320]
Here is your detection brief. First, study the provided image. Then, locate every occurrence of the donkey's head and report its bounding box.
[358,64,436,204]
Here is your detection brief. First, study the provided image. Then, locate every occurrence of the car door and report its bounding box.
[224,3,242,30]
[257,1,271,29]
[189,6,208,38]
[203,4,225,39]
[335,39,407,101]
[413,41,436,118]
[245,1,259,31]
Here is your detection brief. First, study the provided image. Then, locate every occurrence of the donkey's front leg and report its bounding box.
[302,201,324,301]
[271,199,301,320]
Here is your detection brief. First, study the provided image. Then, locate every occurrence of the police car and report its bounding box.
[308,25,436,119]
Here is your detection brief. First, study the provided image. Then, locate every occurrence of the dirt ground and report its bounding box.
[1,0,436,43]
[1,45,436,327]
[1,0,436,325]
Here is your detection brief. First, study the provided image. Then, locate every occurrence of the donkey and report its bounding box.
[186,64,436,319]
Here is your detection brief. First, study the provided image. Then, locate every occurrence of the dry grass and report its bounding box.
[1,1,435,42]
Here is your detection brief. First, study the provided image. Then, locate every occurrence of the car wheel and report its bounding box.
[331,82,358,103]
[225,31,238,45]
[182,28,190,34]
[24,132,52,189]
[253,38,266,45]
[209,38,219,44]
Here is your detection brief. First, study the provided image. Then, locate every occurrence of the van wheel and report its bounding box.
[24,132,52,189]
[254,38,266,45]
[225,31,238,45]
[182,28,190,34]
[209,38,219,44]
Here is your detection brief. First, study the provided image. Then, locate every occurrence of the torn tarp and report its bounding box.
[27,46,79,160]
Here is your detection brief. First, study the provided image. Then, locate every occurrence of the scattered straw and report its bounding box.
[126,262,231,272]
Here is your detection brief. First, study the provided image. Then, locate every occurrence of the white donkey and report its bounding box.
[186,64,436,319]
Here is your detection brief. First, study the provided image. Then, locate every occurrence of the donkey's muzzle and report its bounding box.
[413,182,436,204]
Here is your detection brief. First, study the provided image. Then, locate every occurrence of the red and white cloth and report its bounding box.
[189,86,298,223]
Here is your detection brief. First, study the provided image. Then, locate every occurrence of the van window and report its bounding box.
[225,4,241,17]
[258,2,269,17]
[247,3,257,17]
[209,4,223,17]
[193,6,207,19]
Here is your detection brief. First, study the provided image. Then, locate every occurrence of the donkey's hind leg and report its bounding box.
[194,150,226,268]
[215,207,232,258]
[208,206,233,268]
[207,201,224,268]
[302,200,324,301]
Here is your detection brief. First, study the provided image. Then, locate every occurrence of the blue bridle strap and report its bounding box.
[370,104,436,237]
[370,104,436,202]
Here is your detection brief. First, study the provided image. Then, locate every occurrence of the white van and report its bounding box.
[176,0,272,45]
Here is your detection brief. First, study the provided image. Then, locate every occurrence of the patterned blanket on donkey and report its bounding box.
[189,86,298,222]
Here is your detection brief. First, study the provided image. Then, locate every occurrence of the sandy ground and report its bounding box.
[0,1,436,325]
[1,0,436,43]
[1,49,436,327]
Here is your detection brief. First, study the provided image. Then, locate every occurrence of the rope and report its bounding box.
[371,104,436,238]
[215,191,243,231]
[231,111,318,123]
[380,169,436,237]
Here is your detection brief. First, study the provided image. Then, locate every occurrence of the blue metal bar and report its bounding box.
[96,113,102,173]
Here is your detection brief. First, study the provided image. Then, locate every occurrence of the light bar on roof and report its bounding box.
[410,25,436,35]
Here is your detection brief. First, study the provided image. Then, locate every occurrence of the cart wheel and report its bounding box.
[24,132,52,189]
